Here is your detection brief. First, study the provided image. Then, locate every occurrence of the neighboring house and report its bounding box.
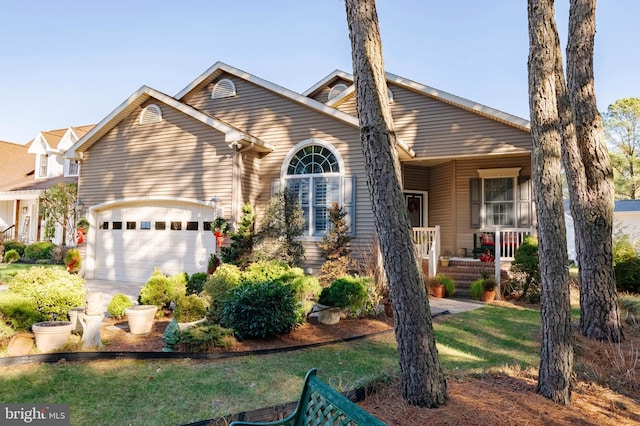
[0,125,94,245]
[0,140,33,240]
[614,200,640,243]
[66,62,534,283]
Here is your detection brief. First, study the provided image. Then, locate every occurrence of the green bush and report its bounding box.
[24,241,56,262]
[176,323,235,351]
[8,267,85,320]
[470,271,496,300]
[173,294,207,323]
[221,281,300,339]
[203,264,242,323]
[0,291,42,331]
[3,240,25,257]
[107,294,134,318]
[614,257,640,293]
[289,275,322,302]
[186,272,208,295]
[241,260,303,285]
[64,249,81,273]
[3,249,20,264]
[138,269,187,309]
[511,235,540,302]
[613,231,638,265]
[318,276,368,311]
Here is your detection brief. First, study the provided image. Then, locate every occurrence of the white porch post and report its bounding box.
[494,226,501,298]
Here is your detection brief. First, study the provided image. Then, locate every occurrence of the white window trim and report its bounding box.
[477,168,521,228]
[139,104,162,125]
[66,159,80,177]
[281,139,346,239]
[211,78,237,99]
[38,154,48,178]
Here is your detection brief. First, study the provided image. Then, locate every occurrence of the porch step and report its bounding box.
[422,259,509,298]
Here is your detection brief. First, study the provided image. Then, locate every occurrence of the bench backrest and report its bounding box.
[295,369,386,426]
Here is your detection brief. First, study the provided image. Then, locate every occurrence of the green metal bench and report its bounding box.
[229,368,386,426]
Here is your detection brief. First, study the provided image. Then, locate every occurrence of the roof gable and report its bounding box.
[66,86,272,159]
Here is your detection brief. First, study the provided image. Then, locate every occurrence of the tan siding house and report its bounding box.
[66,62,533,283]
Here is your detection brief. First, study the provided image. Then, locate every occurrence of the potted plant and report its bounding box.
[439,256,450,267]
[427,274,455,298]
[125,305,158,335]
[316,276,368,325]
[173,294,207,331]
[32,320,74,352]
[64,249,82,274]
[471,271,498,302]
[212,217,230,247]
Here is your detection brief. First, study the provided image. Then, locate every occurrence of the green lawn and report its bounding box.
[0,263,64,284]
[0,303,542,426]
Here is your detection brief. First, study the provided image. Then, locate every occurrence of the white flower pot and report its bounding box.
[32,321,74,352]
[316,304,342,325]
[125,305,158,335]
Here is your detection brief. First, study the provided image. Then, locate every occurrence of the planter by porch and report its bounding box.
[481,289,497,302]
[315,303,342,325]
[440,257,450,267]
[431,285,445,298]
[125,305,158,335]
[32,321,74,352]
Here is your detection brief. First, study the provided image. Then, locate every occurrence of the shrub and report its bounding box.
[614,257,640,294]
[318,257,358,287]
[511,235,540,301]
[176,323,235,351]
[174,294,207,323]
[221,281,300,339]
[3,249,20,264]
[613,231,638,265]
[107,294,133,318]
[318,276,368,312]
[138,269,186,309]
[221,203,256,267]
[241,260,303,285]
[289,275,322,302]
[24,241,56,262]
[8,267,85,320]
[207,253,220,275]
[203,264,242,323]
[3,240,25,257]
[64,249,81,273]
[187,272,208,295]
[0,291,42,331]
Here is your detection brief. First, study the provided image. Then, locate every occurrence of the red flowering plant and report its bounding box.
[64,249,82,273]
[479,249,495,263]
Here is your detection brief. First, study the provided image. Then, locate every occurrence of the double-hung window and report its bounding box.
[471,168,531,229]
[284,143,342,237]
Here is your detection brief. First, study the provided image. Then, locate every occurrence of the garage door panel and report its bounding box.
[95,203,216,282]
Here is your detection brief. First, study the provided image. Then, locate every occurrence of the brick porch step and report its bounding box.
[422,258,509,298]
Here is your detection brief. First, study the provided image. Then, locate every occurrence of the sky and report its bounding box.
[1,1,638,145]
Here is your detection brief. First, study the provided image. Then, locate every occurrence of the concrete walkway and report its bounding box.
[428,297,485,315]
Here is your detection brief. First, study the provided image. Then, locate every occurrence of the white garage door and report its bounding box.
[94,203,216,282]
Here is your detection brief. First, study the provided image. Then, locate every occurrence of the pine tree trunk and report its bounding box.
[565,0,622,342]
[344,0,447,407]
[527,0,573,405]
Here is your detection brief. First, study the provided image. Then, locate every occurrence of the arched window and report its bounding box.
[211,78,237,99]
[139,104,162,125]
[283,142,347,237]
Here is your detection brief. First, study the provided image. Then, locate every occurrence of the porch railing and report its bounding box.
[412,226,440,278]
[480,226,534,291]
[1,225,15,241]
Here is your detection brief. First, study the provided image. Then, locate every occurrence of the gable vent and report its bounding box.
[328,83,348,101]
[212,78,237,99]
[139,104,162,125]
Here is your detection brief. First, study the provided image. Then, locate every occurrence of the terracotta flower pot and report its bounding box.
[32,321,74,352]
[482,289,497,302]
[432,285,445,298]
[125,305,158,335]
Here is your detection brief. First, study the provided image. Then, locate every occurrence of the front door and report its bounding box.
[404,192,427,227]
